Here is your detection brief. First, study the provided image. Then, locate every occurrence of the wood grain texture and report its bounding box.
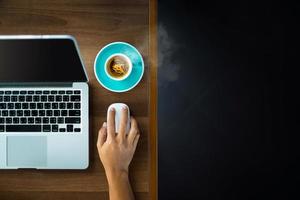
[0,0,156,199]
[0,191,148,200]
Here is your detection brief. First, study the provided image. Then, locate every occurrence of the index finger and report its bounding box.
[107,107,116,141]
[118,106,128,139]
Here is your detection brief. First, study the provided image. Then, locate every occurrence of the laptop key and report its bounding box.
[52,125,58,132]
[20,118,27,124]
[12,91,19,95]
[28,117,34,124]
[67,103,73,109]
[74,103,81,109]
[43,125,51,132]
[33,96,40,102]
[43,117,49,124]
[5,91,11,95]
[52,103,58,109]
[59,91,65,94]
[2,111,8,116]
[6,125,41,132]
[0,103,6,109]
[4,96,10,102]
[35,117,42,124]
[28,91,34,94]
[26,96,32,102]
[74,128,81,132]
[15,103,21,109]
[57,117,64,123]
[11,96,18,102]
[48,95,55,102]
[71,95,80,102]
[45,103,51,109]
[0,96,3,102]
[66,91,73,94]
[59,103,66,109]
[35,91,42,94]
[63,95,69,102]
[6,118,12,124]
[43,91,50,94]
[20,91,27,95]
[8,103,14,109]
[0,125,4,132]
[17,110,23,116]
[54,110,60,116]
[67,125,73,132]
[24,110,30,116]
[13,118,19,124]
[30,103,36,109]
[37,103,43,109]
[74,90,81,94]
[41,96,47,102]
[22,103,28,109]
[51,91,57,94]
[56,95,62,102]
[65,117,80,124]
[59,128,66,132]
[50,117,56,123]
[0,118,4,124]
[61,110,67,116]
[32,110,38,116]
[69,110,80,116]
[19,96,25,102]
[9,110,16,116]
[46,110,53,116]
[39,110,45,116]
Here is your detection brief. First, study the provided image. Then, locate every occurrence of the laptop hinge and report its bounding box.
[0,82,73,88]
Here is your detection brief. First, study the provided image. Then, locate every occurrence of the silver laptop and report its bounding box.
[0,35,89,169]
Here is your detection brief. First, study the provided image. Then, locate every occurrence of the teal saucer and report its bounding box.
[94,42,144,92]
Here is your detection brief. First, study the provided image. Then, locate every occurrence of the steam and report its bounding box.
[158,23,181,84]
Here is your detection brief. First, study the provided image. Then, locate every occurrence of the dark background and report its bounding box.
[158,1,292,199]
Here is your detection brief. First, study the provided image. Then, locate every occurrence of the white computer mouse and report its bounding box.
[107,103,130,134]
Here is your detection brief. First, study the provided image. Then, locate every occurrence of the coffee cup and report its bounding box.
[104,53,132,81]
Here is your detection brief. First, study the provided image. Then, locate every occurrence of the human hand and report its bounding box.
[97,107,140,179]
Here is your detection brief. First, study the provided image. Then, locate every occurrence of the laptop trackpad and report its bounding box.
[7,136,47,168]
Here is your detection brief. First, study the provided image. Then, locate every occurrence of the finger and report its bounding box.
[128,117,139,144]
[107,107,116,141]
[97,122,107,147]
[118,106,128,139]
[132,134,140,152]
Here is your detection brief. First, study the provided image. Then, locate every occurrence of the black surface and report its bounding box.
[158,1,290,199]
[0,38,87,82]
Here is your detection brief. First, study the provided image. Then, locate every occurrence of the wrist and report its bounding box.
[105,168,129,184]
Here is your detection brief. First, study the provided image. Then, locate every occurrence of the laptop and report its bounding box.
[0,35,89,169]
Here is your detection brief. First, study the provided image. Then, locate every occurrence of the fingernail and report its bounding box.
[103,122,107,127]
[122,106,127,110]
[110,107,115,112]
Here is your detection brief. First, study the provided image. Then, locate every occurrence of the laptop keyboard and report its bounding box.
[0,89,82,133]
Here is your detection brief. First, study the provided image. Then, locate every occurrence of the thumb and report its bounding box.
[97,122,107,147]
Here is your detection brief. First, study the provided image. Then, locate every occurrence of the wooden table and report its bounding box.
[0,0,157,199]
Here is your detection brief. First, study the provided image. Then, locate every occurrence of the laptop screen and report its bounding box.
[0,37,87,82]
